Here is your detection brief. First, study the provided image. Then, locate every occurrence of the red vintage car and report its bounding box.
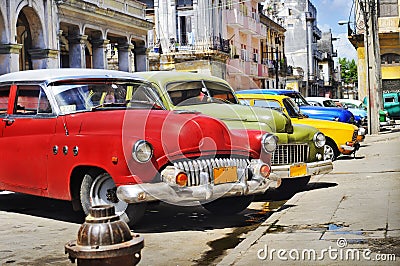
[0,69,278,225]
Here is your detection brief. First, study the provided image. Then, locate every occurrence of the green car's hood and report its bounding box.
[174,103,293,134]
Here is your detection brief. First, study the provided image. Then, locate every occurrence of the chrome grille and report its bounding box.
[272,144,309,165]
[352,130,358,141]
[173,157,250,186]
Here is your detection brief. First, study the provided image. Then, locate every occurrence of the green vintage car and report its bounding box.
[383,92,400,119]
[127,71,333,190]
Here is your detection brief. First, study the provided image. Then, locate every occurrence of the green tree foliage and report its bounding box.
[339,57,357,85]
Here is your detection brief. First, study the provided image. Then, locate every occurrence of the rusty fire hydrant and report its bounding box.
[65,205,144,266]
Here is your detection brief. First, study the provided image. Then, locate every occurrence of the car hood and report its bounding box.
[64,110,263,163]
[173,103,293,134]
[292,117,358,131]
[300,105,353,122]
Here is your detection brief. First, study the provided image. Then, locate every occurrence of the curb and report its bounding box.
[217,190,308,266]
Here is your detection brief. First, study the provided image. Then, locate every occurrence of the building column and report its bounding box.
[91,38,109,69]
[134,44,147,72]
[68,34,88,68]
[28,49,59,69]
[118,42,134,72]
[0,44,23,74]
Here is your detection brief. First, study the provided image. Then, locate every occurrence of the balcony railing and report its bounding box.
[225,9,244,28]
[149,35,230,55]
[313,25,322,39]
[314,50,323,61]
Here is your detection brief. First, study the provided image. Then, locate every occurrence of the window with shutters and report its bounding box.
[378,0,399,17]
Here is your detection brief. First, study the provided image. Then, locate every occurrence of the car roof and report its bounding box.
[127,71,229,86]
[235,89,298,95]
[236,93,288,100]
[0,68,142,84]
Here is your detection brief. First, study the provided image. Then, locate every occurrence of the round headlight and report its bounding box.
[261,133,278,153]
[313,132,326,148]
[358,127,366,136]
[132,140,153,163]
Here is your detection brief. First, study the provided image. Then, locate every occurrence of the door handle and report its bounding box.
[2,118,15,126]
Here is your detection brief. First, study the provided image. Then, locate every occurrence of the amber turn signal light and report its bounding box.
[176,172,188,186]
[260,164,271,178]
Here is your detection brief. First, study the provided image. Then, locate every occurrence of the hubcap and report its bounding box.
[324,144,335,161]
[90,174,128,216]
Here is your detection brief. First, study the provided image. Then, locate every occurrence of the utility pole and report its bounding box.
[359,0,382,134]
[275,37,279,89]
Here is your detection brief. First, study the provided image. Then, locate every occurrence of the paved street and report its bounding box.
[1,127,399,265]
[218,127,400,265]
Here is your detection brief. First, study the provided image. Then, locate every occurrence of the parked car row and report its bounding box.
[236,93,364,161]
[0,69,333,226]
[6,69,392,226]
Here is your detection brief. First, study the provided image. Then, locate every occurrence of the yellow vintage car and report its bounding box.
[236,93,366,161]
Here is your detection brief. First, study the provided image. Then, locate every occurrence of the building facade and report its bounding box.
[142,0,230,78]
[317,30,339,98]
[141,0,287,91]
[349,0,399,100]
[0,0,152,75]
[264,0,323,96]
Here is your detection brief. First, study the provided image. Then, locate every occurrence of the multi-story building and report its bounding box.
[317,30,339,98]
[347,0,399,102]
[264,0,323,96]
[0,0,152,75]
[141,0,287,90]
[142,0,231,78]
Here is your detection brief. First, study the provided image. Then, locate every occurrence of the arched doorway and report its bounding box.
[16,6,45,71]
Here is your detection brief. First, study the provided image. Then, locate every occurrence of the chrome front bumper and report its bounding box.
[269,160,333,180]
[117,178,276,204]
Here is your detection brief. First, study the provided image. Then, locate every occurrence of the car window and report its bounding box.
[239,99,251,106]
[253,99,282,111]
[0,86,10,116]
[323,100,337,107]
[282,98,301,118]
[166,80,238,106]
[384,97,395,103]
[14,85,52,116]
[51,81,164,114]
[288,93,309,106]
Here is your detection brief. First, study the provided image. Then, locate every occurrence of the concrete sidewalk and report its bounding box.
[218,129,400,265]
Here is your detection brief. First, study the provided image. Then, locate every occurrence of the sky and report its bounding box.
[312,0,358,62]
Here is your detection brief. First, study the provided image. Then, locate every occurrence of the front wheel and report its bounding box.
[201,196,254,215]
[80,171,146,226]
[324,139,339,161]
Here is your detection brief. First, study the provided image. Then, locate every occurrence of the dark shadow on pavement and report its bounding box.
[337,155,365,160]
[0,192,84,224]
[0,191,276,234]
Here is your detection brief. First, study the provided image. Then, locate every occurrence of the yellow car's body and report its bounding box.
[236,93,364,160]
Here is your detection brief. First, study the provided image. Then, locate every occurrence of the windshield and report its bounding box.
[166,80,238,106]
[323,99,337,107]
[253,99,283,112]
[287,92,309,106]
[51,81,164,114]
[282,97,302,118]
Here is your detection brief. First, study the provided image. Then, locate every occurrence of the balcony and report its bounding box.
[250,62,258,77]
[225,9,244,29]
[240,16,257,35]
[227,58,244,76]
[253,23,266,39]
[313,25,322,39]
[314,50,323,61]
[258,63,269,77]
